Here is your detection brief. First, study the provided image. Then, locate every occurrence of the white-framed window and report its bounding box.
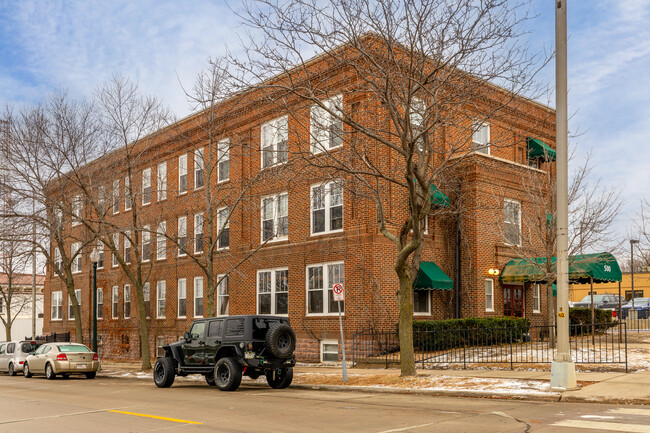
[54,205,63,228]
[306,261,344,315]
[124,285,131,319]
[112,233,119,267]
[310,95,343,154]
[413,290,431,315]
[321,339,339,362]
[485,278,494,312]
[96,241,104,269]
[504,199,521,246]
[194,213,204,254]
[533,284,541,313]
[142,226,151,262]
[124,176,132,210]
[112,179,120,214]
[261,115,288,169]
[257,268,289,315]
[409,97,426,150]
[194,147,204,189]
[261,193,288,242]
[156,281,166,319]
[472,121,490,154]
[177,279,187,318]
[311,181,343,235]
[157,161,167,201]
[97,288,103,320]
[124,231,132,264]
[178,154,187,194]
[97,186,106,213]
[54,247,62,274]
[218,138,230,182]
[177,216,187,256]
[143,282,150,319]
[72,195,83,226]
[51,291,62,320]
[68,289,81,320]
[217,207,229,250]
[194,277,203,318]
[156,221,166,260]
[112,286,119,319]
[142,168,151,205]
[71,242,82,273]
[217,275,229,316]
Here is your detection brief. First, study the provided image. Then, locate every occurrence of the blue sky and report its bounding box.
[1,0,648,247]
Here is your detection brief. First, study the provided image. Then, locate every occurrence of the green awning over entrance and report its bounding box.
[527,137,557,162]
[430,184,450,207]
[500,252,622,285]
[413,261,454,290]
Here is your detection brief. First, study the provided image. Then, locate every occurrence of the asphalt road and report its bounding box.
[2,375,650,433]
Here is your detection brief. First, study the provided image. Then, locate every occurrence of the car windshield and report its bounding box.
[58,344,91,353]
[579,295,610,303]
[625,298,650,306]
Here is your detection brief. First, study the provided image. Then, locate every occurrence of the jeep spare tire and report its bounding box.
[265,323,296,358]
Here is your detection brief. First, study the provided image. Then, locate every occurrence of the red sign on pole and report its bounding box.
[333,283,345,302]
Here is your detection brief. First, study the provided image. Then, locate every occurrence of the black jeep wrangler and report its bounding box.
[153,315,296,391]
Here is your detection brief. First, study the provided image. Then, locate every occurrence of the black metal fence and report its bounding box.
[352,323,627,372]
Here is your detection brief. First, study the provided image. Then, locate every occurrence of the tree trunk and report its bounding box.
[4,314,11,341]
[135,284,151,370]
[546,279,556,348]
[396,264,416,376]
[205,272,215,318]
[68,285,83,344]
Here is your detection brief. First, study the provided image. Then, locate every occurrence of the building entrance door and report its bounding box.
[503,285,524,317]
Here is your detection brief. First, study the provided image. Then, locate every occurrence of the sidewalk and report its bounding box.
[98,361,650,405]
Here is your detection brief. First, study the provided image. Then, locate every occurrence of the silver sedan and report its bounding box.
[24,343,99,380]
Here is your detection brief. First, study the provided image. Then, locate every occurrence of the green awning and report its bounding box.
[413,261,454,290]
[500,252,622,285]
[430,184,450,207]
[527,137,556,162]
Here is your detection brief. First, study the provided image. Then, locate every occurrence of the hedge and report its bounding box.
[412,316,531,351]
[569,307,616,335]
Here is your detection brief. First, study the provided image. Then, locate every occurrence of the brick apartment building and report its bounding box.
[43,40,557,362]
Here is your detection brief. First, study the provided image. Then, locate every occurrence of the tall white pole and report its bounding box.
[31,201,36,340]
[550,0,577,390]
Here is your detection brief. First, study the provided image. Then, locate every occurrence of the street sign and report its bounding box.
[333,283,344,302]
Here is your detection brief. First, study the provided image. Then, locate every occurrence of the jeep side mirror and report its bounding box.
[183,332,191,341]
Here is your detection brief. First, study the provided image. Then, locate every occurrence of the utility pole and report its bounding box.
[31,200,36,340]
[631,240,639,310]
[550,0,577,390]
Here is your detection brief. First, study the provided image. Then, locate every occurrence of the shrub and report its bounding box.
[569,307,615,335]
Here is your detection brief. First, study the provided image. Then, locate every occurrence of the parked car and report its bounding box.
[154,315,297,391]
[573,294,623,310]
[620,298,650,320]
[0,340,42,376]
[24,343,99,380]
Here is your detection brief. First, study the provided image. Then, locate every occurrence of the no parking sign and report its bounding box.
[333,283,345,302]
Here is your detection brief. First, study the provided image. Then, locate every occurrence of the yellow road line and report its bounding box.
[107,410,202,425]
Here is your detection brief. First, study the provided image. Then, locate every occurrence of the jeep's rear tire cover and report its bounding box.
[265,323,296,358]
[153,357,175,388]
[266,367,293,389]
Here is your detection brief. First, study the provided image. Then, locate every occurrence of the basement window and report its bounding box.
[321,339,339,363]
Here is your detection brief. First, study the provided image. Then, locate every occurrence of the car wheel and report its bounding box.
[265,324,296,358]
[23,363,32,378]
[153,357,175,388]
[205,372,216,386]
[8,363,16,376]
[266,367,293,389]
[214,357,242,391]
[62,373,70,379]
[45,363,56,380]
[86,372,96,379]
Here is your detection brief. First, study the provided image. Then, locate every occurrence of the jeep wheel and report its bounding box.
[153,357,175,388]
[214,357,242,391]
[266,367,293,389]
[205,372,217,386]
[265,324,296,358]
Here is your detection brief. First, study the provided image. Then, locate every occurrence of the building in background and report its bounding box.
[0,273,44,341]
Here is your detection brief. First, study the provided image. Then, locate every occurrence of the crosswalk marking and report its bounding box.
[610,408,650,416]
[553,420,650,433]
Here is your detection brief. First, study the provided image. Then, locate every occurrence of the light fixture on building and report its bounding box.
[488,268,500,276]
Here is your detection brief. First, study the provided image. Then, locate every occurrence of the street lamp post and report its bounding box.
[89,248,99,353]
[631,240,639,311]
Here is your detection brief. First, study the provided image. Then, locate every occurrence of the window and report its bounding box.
[261,193,288,242]
[194,213,203,253]
[217,207,229,250]
[504,199,521,246]
[51,291,62,320]
[177,216,187,256]
[533,284,541,313]
[472,121,490,154]
[72,195,83,226]
[157,161,167,201]
[54,206,63,229]
[261,115,288,169]
[124,285,131,318]
[485,279,494,312]
[98,186,106,214]
[112,179,120,214]
[410,97,426,150]
[257,268,289,315]
[144,282,150,319]
[156,221,166,260]
[178,279,187,318]
[112,286,119,319]
[311,181,343,235]
[194,147,204,189]
[217,275,229,316]
[96,241,104,269]
[124,176,131,210]
[68,289,81,319]
[156,281,166,319]
[310,95,343,153]
[97,288,103,320]
[194,277,203,318]
[112,233,119,267]
[124,231,132,264]
[178,154,187,194]
[413,290,431,315]
[321,340,339,362]
[54,248,62,274]
[71,242,82,273]
[142,168,151,205]
[142,226,151,262]
[218,138,230,182]
[307,262,344,315]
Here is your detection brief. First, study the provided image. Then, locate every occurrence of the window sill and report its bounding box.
[306,313,345,317]
[142,202,151,207]
[194,185,205,192]
[217,178,230,185]
[261,236,288,245]
[261,161,288,171]
[156,317,165,320]
[310,143,344,155]
[217,247,230,252]
[156,257,166,261]
[177,316,187,319]
[310,229,344,237]
[414,312,431,316]
[51,318,63,322]
[485,309,495,313]
[178,191,187,196]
